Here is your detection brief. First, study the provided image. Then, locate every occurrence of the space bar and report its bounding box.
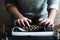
[12,32,54,36]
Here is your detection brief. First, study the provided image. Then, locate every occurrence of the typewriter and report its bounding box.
[11,22,56,40]
[12,25,54,36]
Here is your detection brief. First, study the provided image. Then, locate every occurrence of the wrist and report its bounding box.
[15,15,24,19]
[48,18,54,22]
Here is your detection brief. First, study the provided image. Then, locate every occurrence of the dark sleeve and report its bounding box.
[5,0,17,8]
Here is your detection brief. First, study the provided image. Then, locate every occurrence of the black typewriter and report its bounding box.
[11,23,56,40]
[12,24,54,36]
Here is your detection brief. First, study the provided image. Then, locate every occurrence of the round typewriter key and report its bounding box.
[35,25,39,30]
[33,25,37,30]
[29,26,31,31]
[35,26,37,29]
[36,25,39,28]
[29,26,33,31]
[31,25,35,30]
[30,28,33,31]
[31,26,34,30]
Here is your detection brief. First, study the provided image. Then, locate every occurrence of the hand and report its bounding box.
[14,17,32,28]
[38,18,54,28]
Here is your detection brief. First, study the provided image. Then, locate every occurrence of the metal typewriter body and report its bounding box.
[12,25,54,36]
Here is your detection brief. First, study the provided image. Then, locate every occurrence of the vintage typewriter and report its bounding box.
[11,23,56,40]
[12,25,54,36]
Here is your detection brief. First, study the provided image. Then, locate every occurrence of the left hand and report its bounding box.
[38,18,54,28]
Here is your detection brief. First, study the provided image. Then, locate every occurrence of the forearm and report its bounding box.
[48,8,57,22]
[7,6,24,19]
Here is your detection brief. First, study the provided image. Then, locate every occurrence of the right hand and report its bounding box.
[14,17,32,28]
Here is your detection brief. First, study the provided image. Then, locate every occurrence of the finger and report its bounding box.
[17,19,21,26]
[22,26,28,30]
[45,21,50,26]
[25,27,28,30]
[39,18,44,21]
[51,24,54,28]
[20,20,25,26]
[27,19,32,23]
[48,22,52,27]
[24,20,30,27]
[14,20,17,25]
[39,19,46,25]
